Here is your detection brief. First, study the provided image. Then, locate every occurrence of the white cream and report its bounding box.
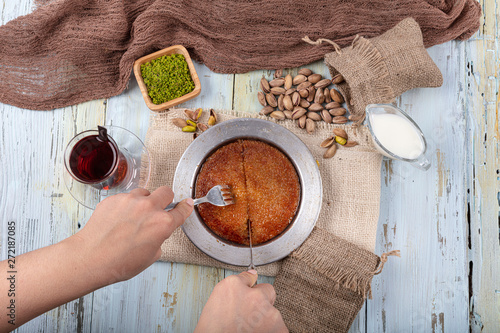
[369,113,424,159]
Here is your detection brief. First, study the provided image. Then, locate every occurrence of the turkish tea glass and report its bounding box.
[63,126,150,209]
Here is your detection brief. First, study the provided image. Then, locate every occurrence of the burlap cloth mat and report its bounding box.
[144,109,382,274]
[143,109,389,331]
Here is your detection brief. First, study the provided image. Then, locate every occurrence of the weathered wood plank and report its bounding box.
[368,42,470,332]
[466,0,500,330]
[0,101,104,332]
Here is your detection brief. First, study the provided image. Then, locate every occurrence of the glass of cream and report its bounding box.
[365,104,431,171]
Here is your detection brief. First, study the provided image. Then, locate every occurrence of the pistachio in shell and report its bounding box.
[333,128,348,140]
[329,107,347,116]
[285,88,296,95]
[330,89,344,103]
[265,93,278,107]
[305,118,315,134]
[306,112,321,121]
[292,92,300,106]
[324,88,332,103]
[298,68,313,76]
[297,81,312,91]
[184,109,196,121]
[271,87,286,95]
[307,74,322,84]
[291,107,307,120]
[299,89,309,98]
[307,86,315,102]
[277,94,285,111]
[257,91,267,107]
[320,136,335,148]
[299,99,310,108]
[283,95,293,111]
[260,106,274,116]
[332,74,345,84]
[315,78,332,89]
[270,111,286,120]
[269,78,285,88]
[344,140,359,147]
[293,74,307,85]
[274,69,283,79]
[323,144,337,158]
[172,118,187,128]
[260,77,270,93]
[321,110,332,123]
[331,116,348,124]
[284,74,293,90]
[314,88,325,104]
[298,115,307,129]
[208,109,218,126]
[283,110,293,119]
[198,123,208,132]
[308,103,323,112]
[194,108,203,121]
[325,102,341,109]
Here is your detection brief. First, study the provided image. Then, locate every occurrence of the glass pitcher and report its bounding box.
[365,104,431,171]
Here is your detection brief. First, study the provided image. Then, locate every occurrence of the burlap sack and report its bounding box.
[143,109,383,276]
[273,228,381,332]
[319,17,443,117]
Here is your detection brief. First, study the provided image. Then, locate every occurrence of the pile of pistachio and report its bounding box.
[258,69,359,158]
[171,108,218,139]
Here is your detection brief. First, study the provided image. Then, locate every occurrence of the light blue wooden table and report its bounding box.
[1,0,499,332]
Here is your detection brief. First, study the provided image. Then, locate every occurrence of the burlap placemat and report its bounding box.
[143,109,383,276]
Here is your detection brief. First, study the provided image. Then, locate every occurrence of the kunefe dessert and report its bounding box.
[195,140,300,245]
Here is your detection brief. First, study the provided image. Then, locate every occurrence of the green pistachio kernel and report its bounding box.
[140,54,195,105]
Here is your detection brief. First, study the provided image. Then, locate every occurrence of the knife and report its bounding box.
[247,219,256,271]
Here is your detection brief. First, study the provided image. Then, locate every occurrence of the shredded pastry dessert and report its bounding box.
[195,140,300,245]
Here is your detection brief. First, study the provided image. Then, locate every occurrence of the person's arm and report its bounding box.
[195,270,288,332]
[0,186,193,331]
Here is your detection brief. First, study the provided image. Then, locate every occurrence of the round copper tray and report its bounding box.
[172,118,322,266]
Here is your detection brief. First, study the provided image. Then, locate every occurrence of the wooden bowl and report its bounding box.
[133,45,201,112]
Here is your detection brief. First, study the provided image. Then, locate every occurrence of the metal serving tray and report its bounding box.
[172,118,322,266]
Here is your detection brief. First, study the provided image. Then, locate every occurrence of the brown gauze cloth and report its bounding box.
[0,0,480,110]
[144,109,397,332]
[312,17,444,117]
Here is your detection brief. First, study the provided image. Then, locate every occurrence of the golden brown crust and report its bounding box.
[195,141,249,244]
[195,140,300,245]
[242,140,300,244]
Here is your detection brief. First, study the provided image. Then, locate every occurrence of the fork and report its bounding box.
[164,185,234,211]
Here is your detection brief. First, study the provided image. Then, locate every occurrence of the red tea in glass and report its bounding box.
[64,130,129,190]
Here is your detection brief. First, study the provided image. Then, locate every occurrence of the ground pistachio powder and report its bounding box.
[141,54,195,105]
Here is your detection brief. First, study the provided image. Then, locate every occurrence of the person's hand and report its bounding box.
[195,270,288,333]
[70,186,193,286]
